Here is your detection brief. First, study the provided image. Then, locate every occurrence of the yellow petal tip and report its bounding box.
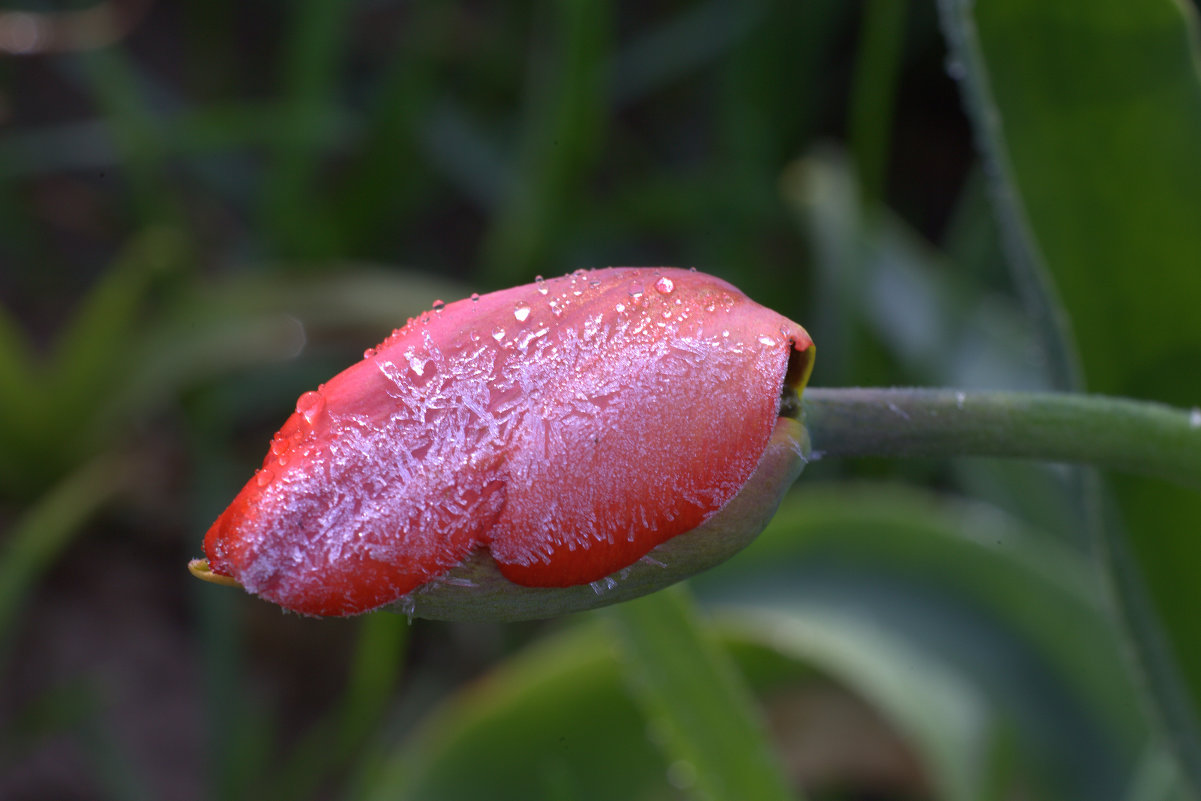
[188,558,243,588]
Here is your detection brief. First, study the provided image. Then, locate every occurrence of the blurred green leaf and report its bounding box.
[607,586,799,801]
[481,0,610,285]
[363,621,678,801]
[732,606,994,801]
[0,228,181,493]
[0,306,39,487]
[938,0,1201,789]
[696,484,1168,801]
[50,228,184,417]
[261,0,352,258]
[357,482,1179,801]
[0,455,135,664]
[75,47,178,225]
[848,0,906,206]
[267,613,408,801]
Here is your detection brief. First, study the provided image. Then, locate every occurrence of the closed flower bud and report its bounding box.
[190,267,814,620]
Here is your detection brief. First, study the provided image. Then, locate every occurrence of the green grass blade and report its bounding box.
[607,586,800,801]
[260,0,352,258]
[74,48,177,226]
[49,228,184,431]
[480,0,610,286]
[848,0,907,206]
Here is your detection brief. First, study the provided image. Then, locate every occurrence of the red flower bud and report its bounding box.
[191,268,814,619]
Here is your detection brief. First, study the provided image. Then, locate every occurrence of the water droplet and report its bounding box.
[628,282,644,299]
[431,299,445,313]
[615,302,626,313]
[535,276,548,295]
[514,302,531,322]
[406,352,427,376]
[589,279,601,288]
[571,268,587,279]
[492,327,506,342]
[655,276,675,294]
[256,469,273,487]
[688,266,697,272]
[469,330,481,342]
[470,292,480,303]
[295,390,325,425]
[758,335,777,346]
[362,346,377,359]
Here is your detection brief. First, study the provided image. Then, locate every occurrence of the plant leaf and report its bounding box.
[937,0,1201,789]
[607,586,800,801]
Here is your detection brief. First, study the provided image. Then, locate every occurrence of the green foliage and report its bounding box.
[939,0,1201,791]
[1,1,1199,800]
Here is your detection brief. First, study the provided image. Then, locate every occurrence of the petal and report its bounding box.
[487,269,811,587]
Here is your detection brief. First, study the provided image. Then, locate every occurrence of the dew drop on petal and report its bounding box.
[535,276,548,295]
[256,469,273,487]
[431,299,445,313]
[295,390,325,425]
[362,347,377,359]
[655,276,675,294]
[470,292,480,303]
[758,335,777,346]
[628,282,644,299]
[615,302,626,313]
[492,326,506,342]
[514,302,531,322]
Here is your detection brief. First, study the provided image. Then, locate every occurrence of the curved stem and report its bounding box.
[802,388,1201,489]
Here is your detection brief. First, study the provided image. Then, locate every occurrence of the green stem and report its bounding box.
[802,388,1201,488]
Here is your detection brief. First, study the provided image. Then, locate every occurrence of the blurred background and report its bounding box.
[2,1,1200,800]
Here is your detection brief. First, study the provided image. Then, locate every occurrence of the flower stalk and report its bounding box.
[802,387,1201,489]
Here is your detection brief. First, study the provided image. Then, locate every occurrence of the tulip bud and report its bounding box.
[190,268,814,620]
